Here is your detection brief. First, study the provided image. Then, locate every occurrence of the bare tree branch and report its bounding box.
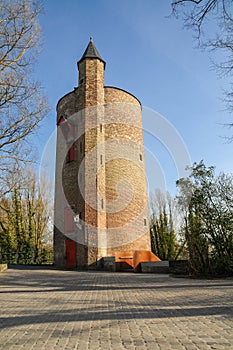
[171,0,233,132]
[0,0,49,171]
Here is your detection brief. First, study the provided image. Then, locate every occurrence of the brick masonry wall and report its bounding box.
[104,87,151,254]
[54,55,151,268]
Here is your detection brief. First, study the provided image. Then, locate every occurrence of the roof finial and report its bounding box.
[78,37,106,68]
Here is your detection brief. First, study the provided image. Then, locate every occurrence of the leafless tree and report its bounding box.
[0,0,48,174]
[171,0,233,134]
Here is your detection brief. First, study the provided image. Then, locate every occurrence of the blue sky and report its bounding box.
[36,0,233,196]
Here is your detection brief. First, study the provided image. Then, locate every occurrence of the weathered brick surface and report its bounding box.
[0,267,233,350]
[104,86,141,105]
[54,43,150,268]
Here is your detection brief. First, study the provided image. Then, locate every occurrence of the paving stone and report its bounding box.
[0,267,232,350]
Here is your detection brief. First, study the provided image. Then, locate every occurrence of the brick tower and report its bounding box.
[54,38,156,269]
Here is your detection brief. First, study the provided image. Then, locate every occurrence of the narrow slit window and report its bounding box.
[80,141,83,154]
[139,154,143,161]
[101,199,104,209]
[100,155,103,165]
[144,218,147,226]
[68,144,75,162]
[64,207,74,233]
[100,124,103,132]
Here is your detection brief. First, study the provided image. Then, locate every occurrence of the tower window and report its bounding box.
[100,124,103,132]
[58,117,75,140]
[100,155,103,165]
[64,207,74,233]
[79,172,83,182]
[68,144,75,162]
[80,78,84,84]
[139,154,142,161]
[101,199,104,209]
[80,141,83,154]
[57,116,65,126]
[71,204,76,212]
[144,218,147,226]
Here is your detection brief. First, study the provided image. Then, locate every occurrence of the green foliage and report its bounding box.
[0,167,53,264]
[150,190,184,261]
[176,160,233,276]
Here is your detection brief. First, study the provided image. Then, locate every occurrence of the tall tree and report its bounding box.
[0,167,53,264]
[0,0,48,179]
[150,189,184,260]
[176,160,233,275]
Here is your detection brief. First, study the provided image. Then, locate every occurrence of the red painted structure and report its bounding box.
[66,239,77,268]
[115,250,160,272]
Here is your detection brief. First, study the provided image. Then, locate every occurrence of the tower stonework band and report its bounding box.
[54,38,159,270]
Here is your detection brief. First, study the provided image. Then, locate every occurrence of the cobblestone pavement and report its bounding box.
[0,266,232,350]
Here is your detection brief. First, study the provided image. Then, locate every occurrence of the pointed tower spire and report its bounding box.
[78,37,106,68]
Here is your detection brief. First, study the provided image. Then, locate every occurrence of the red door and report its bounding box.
[66,239,77,268]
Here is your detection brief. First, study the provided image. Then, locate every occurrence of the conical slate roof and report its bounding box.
[78,37,105,67]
